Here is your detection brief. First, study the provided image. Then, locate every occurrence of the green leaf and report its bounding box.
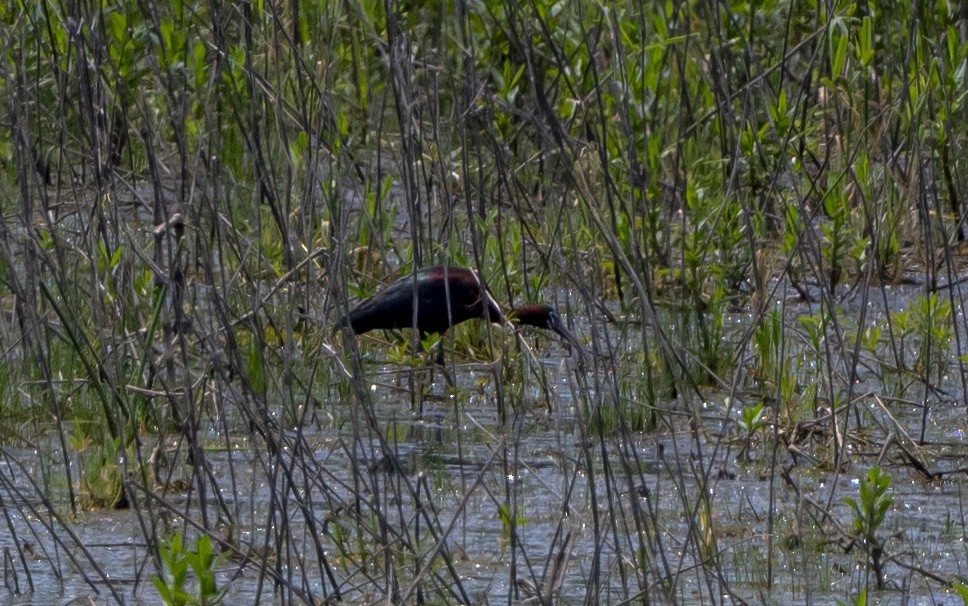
[831,31,848,77]
[857,17,874,66]
[951,581,968,603]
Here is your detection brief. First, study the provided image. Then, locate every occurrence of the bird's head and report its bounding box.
[510,304,582,351]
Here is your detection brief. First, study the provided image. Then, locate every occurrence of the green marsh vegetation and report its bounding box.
[1,0,968,602]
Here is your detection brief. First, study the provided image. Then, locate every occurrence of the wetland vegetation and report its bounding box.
[2,0,968,603]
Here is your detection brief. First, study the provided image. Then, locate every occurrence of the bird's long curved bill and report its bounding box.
[547,314,584,360]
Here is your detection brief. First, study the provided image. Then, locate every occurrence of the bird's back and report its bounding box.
[339,267,503,336]
[339,275,419,334]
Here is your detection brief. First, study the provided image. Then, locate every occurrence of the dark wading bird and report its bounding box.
[337,266,581,359]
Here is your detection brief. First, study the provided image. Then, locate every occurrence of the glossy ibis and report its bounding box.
[337,266,580,352]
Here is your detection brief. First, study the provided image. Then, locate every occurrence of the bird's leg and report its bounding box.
[434,339,446,366]
[439,362,455,388]
[419,332,458,388]
[433,337,457,387]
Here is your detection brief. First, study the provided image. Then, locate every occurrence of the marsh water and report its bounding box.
[4,280,968,605]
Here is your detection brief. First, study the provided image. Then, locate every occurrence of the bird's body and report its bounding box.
[338,267,579,350]
[338,267,502,338]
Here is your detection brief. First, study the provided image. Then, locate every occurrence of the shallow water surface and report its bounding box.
[4,289,968,604]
